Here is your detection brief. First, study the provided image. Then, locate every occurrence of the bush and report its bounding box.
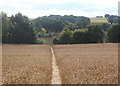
[107,23,120,43]
[58,30,73,44]
[86,24,105,43]
[53,37,59,44]
[53,24,105,44]
[72,29,87,44]
[36,38,45,44]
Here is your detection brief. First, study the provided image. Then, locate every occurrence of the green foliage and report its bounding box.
[33,15,90,33]
[37,28,47,37]
[105,14,119,24]
[2,12,119,44]
[86,24,105,43]
[101,23,110,31]
[41,28,46,33]
[36,38,45,44]
[34,19,64,32]
[107,23,120,43]
[11,13,36,44]
[76,21,89,29]
[105,14,110,18]
[73,29,87,43]
[59,30,73,44]
[63,27,69,31]
[2,12,13,43]
[54,24,105,44]
[53,37,59,44]
[2,12,36,44]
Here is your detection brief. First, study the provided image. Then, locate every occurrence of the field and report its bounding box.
[53,43,118,84]
[90,17,108,23]
[2,44,52,84]
[2,43,118,84]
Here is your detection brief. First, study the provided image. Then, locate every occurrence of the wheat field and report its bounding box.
[53,43,118,84]
[2,44,52,84]
[2,43,118,84]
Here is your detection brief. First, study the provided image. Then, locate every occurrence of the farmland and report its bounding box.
[53,43,118,84]
[2,43,118,84]
[2,45,52,84]
[90,17,108,23]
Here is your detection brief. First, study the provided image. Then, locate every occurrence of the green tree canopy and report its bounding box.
[73,29,87,43]
[86,24,105,43]
[2,12,13,43]
[58,30,73,44]
[10,13,36,44]
[107,23,120,43]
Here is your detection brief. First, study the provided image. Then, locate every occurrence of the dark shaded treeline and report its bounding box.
[1,12,120,44]
[53,24,120,44]
[33,15,90,36]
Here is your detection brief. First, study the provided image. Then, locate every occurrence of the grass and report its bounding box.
[53,43,118,84]
[2,44,52,84]
[90,17,108,23]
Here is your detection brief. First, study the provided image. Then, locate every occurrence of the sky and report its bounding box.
[0,0,119,18]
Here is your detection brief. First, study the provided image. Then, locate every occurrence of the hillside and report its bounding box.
[90,17,108,24]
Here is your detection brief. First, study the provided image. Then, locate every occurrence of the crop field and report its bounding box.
[90,17,108,23]
[2,43,118,84]
[2,44,52,84]
[53,43,118,84]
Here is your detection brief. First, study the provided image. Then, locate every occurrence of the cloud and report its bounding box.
[0,0,119,18]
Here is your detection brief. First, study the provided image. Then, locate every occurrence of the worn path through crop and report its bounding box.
[51,46,62,84]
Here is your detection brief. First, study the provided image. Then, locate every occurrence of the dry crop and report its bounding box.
[2,44,52,84]
[53,43,118,84]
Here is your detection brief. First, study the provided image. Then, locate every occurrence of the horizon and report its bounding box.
[0,0,119,18]
[3,13,118,19]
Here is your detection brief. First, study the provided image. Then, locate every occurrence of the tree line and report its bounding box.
[1,12,120,44]
[105,14,119,24]
[53,24,120,44]
[33,15,90,39]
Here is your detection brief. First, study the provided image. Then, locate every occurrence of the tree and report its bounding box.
[11,13,36,44]
[2,12,13,43]
[101,23,110,31]
[76,21,88,29]
[38,28,47,37]
[105,14,118,24]
[41,28,47,33]
[86,24,105,43]
[53,37,59,44]
[33,15,90,32]
[107,23,120,43]
[105,14,110,18]
[73,29,87,43]
[58,30,73,44]
[63,27,69,31]
[0,13,1,43]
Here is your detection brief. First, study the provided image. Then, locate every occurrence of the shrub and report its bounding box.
[72,29,87,44]
[86,24,105,43]
[107,23,120,43]
[58,30,73,44]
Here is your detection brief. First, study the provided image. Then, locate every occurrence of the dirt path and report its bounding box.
[51,46,62,84]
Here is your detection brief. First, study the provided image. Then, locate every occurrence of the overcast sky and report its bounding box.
[0,0,119,18]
